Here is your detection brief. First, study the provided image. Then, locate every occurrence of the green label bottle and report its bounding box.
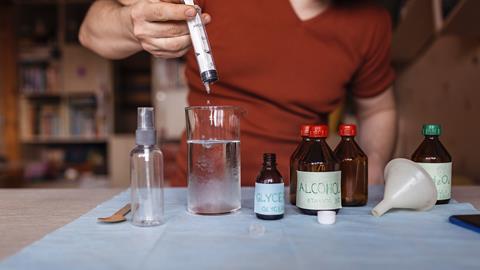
[297,125,341,215]
[411,124,452,204]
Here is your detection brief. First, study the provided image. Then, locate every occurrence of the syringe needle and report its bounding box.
[204,83,211,94]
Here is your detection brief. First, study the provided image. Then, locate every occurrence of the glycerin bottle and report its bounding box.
[254,153,285,220]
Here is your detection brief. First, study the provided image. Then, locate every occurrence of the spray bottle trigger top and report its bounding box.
[136,107,156,145]
[137,107,155,130]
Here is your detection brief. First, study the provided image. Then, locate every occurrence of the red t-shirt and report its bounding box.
[173,1,395,186]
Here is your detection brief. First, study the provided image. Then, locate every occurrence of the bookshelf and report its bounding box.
[113,52,152,134]
[12,1,188,186]
[18,46,112,142]
[110,57,189,187]
[109,52,153,187]
[16,0,112,183]
[152,58,189,141]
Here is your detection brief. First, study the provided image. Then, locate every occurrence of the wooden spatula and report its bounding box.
[97,204,131,223]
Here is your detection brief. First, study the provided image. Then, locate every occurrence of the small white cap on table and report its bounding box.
[317,211,336,225]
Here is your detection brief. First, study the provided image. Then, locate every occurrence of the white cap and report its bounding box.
[317,211,336,225]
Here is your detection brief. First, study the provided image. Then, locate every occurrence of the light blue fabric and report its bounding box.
[1,186,479,270]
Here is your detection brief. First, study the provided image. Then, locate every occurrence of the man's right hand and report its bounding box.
[124,0,211,58]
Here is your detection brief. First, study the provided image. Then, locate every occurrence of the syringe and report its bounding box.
[183,0,218,93]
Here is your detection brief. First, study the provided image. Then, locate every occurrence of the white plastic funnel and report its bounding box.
[372,158,437,217]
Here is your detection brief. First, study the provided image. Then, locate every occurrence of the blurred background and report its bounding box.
[0,0,479,188]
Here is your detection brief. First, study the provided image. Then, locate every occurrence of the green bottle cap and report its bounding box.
[422,124,441,136]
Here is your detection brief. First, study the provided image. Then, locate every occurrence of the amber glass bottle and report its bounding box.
[296,125,341,215]
[334,124,368,206]
[411,124,452,204]
[254,153,285,220]
[289,125,311,205]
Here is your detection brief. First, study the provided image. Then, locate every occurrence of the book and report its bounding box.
[69,97,98,137]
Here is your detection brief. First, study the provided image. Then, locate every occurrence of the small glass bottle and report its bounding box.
[297,125,341,215]
[254,153,285,220]
[130,107,165,226]
[411,124,452,204]
[289,125,312,205]
[334,124,368,206]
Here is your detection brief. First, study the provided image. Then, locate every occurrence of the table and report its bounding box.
[0,188,121,260]
[0,186,479,262]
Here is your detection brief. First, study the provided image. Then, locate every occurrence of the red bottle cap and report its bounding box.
[339,124,356,136]
[300,125,311,137]
[309,125,328,138]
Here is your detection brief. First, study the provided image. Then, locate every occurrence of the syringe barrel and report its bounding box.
[184,1,218,84]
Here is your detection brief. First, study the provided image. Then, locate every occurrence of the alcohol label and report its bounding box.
[296,171,342,210]
[254,183,285,215]
[417,162,452,200]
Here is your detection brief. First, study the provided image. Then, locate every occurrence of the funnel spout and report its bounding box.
[372,199,391,217]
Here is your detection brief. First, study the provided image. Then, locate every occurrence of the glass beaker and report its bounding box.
[185,106,243,214]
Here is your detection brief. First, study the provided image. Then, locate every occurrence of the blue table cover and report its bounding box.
[1,186,479,270]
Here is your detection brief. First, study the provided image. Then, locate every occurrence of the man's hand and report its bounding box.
[79,0,211,59]
[125,0,211,58]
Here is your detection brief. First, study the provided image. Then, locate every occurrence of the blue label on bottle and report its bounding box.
[254,183,285,215]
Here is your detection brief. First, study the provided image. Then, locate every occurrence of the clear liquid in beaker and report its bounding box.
[187,139,241,214]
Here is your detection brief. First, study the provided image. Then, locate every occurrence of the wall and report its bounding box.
[394,35,480,183]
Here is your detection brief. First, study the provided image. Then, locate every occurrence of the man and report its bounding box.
[80,0,397,186]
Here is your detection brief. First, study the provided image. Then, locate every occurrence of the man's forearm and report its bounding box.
[356,87,397,185]
[358,109,396,184]
[79,0,141,59]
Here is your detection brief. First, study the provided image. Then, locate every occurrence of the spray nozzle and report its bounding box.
[136,107,156,146]
[137,107,155,130]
